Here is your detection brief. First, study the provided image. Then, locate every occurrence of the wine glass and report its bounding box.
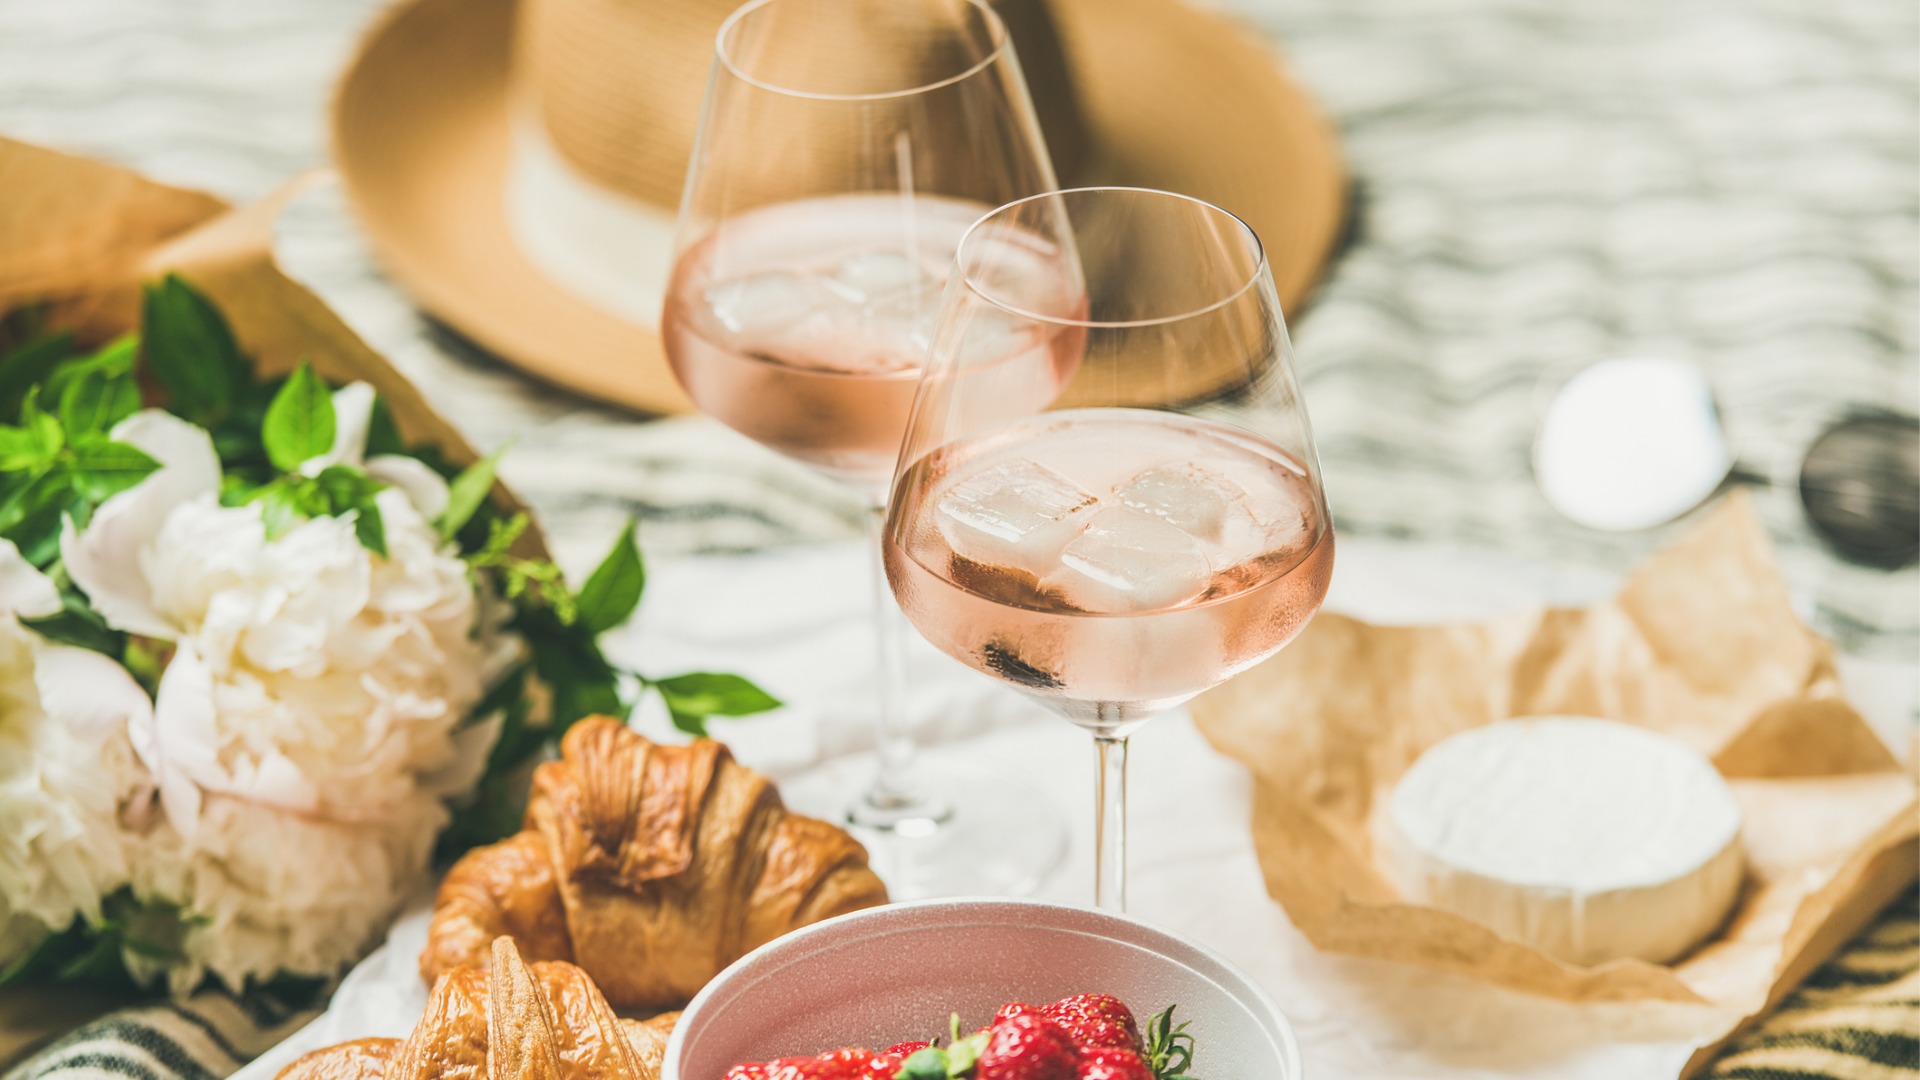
[884,188,1335,910]
[662,0,1070,896]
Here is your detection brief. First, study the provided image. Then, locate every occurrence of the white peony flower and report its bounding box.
[0,540,154,969]
[128,788,446,995]
[56,399,517,989]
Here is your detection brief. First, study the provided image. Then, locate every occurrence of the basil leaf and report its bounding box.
[575,519,645,634]
[69,438,161,500]
[262,360,337,472]
[438,448,502,542]
[142,274,246,422]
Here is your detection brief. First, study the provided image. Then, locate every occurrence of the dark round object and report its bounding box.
[1798,414,1920,569]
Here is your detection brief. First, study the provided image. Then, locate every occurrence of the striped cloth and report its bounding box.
[1703,889,1920,1080]
[0,0,1914,1076]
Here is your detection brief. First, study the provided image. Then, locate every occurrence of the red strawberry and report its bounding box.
[975,1012,1081,1080]
[736,1050,871,1080]
[995,1001,1040,1023]
[860,1051,908,1080]
[1042,994,1141,1052]
[886,1041,932,1057]
[1075,1046,1152,1080]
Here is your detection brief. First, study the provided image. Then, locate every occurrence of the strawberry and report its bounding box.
[975,1012,1081,1080]
[994,1001,1040,1023]
[732,1049,874,1080]
[886,1041,932,1057]
[1042,994,1140,1052]
[860,1051,907,1080]
[1075,1047,1152,1080]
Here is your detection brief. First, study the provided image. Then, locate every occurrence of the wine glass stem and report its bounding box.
[1093,733,1130,911]
[860,500,921,815]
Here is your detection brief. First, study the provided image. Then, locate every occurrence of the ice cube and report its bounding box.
[827,249,937,304]
[935,458,1099,576]
[1115,460,1303,574]
[955,304,1038,367]
[704,271,828,335]
[1043,506,1210,613]
[1113,462,1251,543]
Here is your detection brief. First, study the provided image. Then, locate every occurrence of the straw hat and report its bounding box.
[331,0,1345,414]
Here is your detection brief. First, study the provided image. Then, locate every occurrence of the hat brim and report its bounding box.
[332,0,1345,415]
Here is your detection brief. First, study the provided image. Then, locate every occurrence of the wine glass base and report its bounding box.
[779,755,1067,900]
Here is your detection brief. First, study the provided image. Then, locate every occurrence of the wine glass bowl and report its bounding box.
[660,0,1072,898]
[883,188,1333,907]
[663,0,1065,495]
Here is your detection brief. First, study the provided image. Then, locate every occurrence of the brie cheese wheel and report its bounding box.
[1384,716,1744,967]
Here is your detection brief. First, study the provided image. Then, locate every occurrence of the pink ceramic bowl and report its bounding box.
[662,897,1302,1078]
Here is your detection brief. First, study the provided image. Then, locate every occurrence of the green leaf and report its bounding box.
[311,463,383,506]
[0,426,56,473]
[654,672,781,737]
[141,274,247,422]
[438,448,502,542]
[945,1031,988,1076]
[354,502,388,558]
[59,369,141,437]
[253,482,312,539]
[365,393,406,457]
[23,597,123,656]
[0,331,75,423]
[42,334,137,407]
[0,390,65,473]
[261,360,337,472]
[576,519,645,634]
[0,468,71,538]
[1143,1005,1198,1080]
[896,1047,949,1080]
[0,889,193,993]
[69,438,160,500]
[524,611,624,727]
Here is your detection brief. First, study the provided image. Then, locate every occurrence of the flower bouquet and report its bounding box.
[0,143,778,1002]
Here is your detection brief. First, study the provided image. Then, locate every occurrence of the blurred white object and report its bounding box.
[1534,358,1732,531]
[1385,717,1745,967]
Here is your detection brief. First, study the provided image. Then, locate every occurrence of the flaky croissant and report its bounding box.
[278,937,679,1080]
[422,718,889,1008]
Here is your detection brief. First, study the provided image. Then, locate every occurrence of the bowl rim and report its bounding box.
[661,896,1304,1079]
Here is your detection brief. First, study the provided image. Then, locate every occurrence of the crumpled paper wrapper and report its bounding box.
[0,135,541,545]
[0,135,544,1065]
[1192,493,1918,1074]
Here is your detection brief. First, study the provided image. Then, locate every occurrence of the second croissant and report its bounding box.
[422,718,890,1009]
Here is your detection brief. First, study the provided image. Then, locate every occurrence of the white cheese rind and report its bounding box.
[1384,716,1745,967]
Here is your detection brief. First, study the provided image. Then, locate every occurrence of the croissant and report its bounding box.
[422,717,889,1008]
[278,937,680,1079]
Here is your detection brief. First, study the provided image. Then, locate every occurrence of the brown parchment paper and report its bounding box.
[0,136,546,1063]
[0,135,543,556]
[1191,494,1918,1069]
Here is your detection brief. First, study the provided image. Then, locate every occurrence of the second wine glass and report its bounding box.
[885,188,1335,910]
[661,0,1072,896]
